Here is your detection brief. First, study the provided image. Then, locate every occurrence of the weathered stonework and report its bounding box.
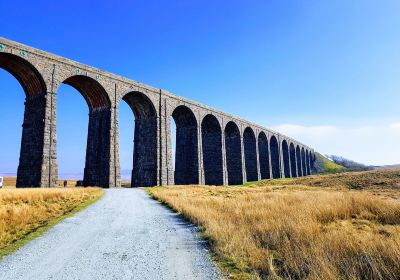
[0,37,316,188]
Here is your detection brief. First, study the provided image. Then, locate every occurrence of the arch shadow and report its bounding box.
[225,121,243,185]
[289,143,297,177]
[258,132,270,179]
[243,127,258,182]
[296,145,302,177]
[172,105,199,185]
[201,114,223,186]
[270,136,280,178]
[282,140,290,178]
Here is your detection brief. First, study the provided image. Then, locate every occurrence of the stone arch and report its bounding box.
[243,127,258,182]
[172,105,199,185]
[296,145,302,177]
[122,91,157,187]
[224,121,243,185]
[301,147,307,176]
[282,140,290,178]
[0,53,49,187]
[289,143,297,177]
[270,135,280,178]
[201,114,223,185]
[58,75,112,187]
[258,132,270,179]
[62,75,111,109]
[0,53,47,97]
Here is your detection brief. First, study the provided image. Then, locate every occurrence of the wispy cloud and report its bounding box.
[388,122,400,131]
[271,123,400,166]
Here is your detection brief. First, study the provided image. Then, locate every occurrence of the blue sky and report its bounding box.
[1,1,400,178]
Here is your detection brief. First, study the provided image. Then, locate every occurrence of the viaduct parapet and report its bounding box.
[0,38,315,188]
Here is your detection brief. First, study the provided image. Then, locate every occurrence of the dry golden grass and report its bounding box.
[148,174,400,280]
[0,187,103,257]
[260,169,400,193]
[1,176,79,188]
[57,179,79,187]
[2,176,16,188]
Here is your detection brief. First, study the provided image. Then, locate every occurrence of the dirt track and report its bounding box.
[0,189,220,280]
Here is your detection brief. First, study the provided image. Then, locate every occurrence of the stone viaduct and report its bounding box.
[0,38,316,188]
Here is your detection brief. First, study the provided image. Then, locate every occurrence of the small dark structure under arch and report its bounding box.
[172,105,199,185]
[201,115,223,185]
[224,121,243,185]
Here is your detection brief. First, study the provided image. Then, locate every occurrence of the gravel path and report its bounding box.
[0,189,220,280]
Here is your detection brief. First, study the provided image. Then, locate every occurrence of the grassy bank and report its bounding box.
[148,171,400,279]
[0,187,103,258]
[313,153,346,174]
[256,169,400,199]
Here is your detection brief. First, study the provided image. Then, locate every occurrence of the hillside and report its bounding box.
[262,169,400,189]
[313,152,346,174]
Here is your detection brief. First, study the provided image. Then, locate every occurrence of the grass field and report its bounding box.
[148,170,400,280]
[1,176,80,188]
[2,176,16,188]
[1,176,132,188]
[0,187,103,258]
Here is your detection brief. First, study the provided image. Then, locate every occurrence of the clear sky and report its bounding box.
[1,1,400,178]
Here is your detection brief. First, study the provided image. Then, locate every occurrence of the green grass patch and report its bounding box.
[236,181,259,187]
[322,157,346,173]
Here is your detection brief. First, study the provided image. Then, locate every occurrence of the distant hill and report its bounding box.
[313,153,346,174]
[373,164,400,170]
[313,154,398,174]
[325,155,373,172]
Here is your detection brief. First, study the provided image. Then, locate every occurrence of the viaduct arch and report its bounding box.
[225,121,243,185]
[0,38,316,187]
[243,127,257,182]
[201,114,224,186]
[60,75,112,187]
[172,105,199,185]
[282,140,290,178]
